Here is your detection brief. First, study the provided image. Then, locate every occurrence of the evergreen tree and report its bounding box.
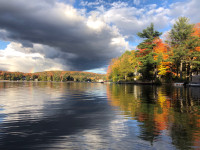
[137,23,162,81]
[169,17,199,80]
[169,17,194,47]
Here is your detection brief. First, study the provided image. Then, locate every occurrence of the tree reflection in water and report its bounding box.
[107,84,200,149]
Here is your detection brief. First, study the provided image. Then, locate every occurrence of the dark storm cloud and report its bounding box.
[0,0,125,70]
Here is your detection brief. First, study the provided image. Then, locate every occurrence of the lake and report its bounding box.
[0,82,199,149]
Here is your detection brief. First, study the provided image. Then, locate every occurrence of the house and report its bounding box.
[191,75,200,83]
[98,79,104,83]
[188,75,200,86]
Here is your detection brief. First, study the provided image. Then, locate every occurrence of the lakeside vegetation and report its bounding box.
[0,70,106,82]
[107,17,200,83]
[1,17,199,84]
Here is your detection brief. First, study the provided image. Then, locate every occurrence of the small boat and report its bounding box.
[173,83,184,86]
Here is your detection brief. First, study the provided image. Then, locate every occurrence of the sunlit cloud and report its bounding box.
[0,42,69,72]
[0,0,199,73]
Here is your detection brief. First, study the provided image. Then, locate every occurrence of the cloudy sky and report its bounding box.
[0,0,199,73]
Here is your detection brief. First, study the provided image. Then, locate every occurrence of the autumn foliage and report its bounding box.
[107,19,200,82]
[0,70,106,82]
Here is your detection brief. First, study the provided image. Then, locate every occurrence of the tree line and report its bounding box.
[0,71,106,82]
[107,17,200,83]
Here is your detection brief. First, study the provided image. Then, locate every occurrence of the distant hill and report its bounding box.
[0,70,106,82]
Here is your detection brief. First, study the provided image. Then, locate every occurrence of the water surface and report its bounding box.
[0,82,199,149]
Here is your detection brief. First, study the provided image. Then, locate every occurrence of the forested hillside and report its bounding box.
[0,70,106,82]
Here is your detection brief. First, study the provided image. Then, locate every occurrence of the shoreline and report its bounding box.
[2,80,198,87]
[0,80,105,83]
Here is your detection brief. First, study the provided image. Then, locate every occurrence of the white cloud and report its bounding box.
[133,0,140,6]
[133,0,147,6]
[0,42,70,72]
[169,0,200,24]
[0,0,199,73]
[0,0,129,72]
[91,0,199,44]
[95,2,170,39]
[86,13,105,31]
[60,0,75,5]
[80,0,106,7]
[161,30,170,42]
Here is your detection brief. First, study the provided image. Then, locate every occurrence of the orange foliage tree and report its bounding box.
[153,38,173,78]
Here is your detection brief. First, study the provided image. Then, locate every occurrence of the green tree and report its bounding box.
[119,51,133,80]
[140,54,156,81]
[38,73,47,81]
[169,17,194,47]
[137,23,162,81]
[53,72,61,82]
[26,75,31,81]
[66,75,74,81]
[169,17,195,80]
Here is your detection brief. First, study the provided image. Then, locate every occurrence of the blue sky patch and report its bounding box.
[0,40,10,50]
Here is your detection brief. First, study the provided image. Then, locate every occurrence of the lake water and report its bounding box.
[0,82,199,150]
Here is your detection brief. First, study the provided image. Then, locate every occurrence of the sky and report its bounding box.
[0,0,199,73]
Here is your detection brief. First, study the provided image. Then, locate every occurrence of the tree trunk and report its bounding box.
[180,61,183,80]
[186,62,190,81]
[176,65,179,78]
[188,63,192,81]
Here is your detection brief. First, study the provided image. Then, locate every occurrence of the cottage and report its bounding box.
[191,75,200,83]
[98,79,104,83]
[189,75,200,86]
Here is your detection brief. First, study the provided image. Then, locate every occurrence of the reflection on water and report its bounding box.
[0,82,199,149]
[107,84,200,150]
